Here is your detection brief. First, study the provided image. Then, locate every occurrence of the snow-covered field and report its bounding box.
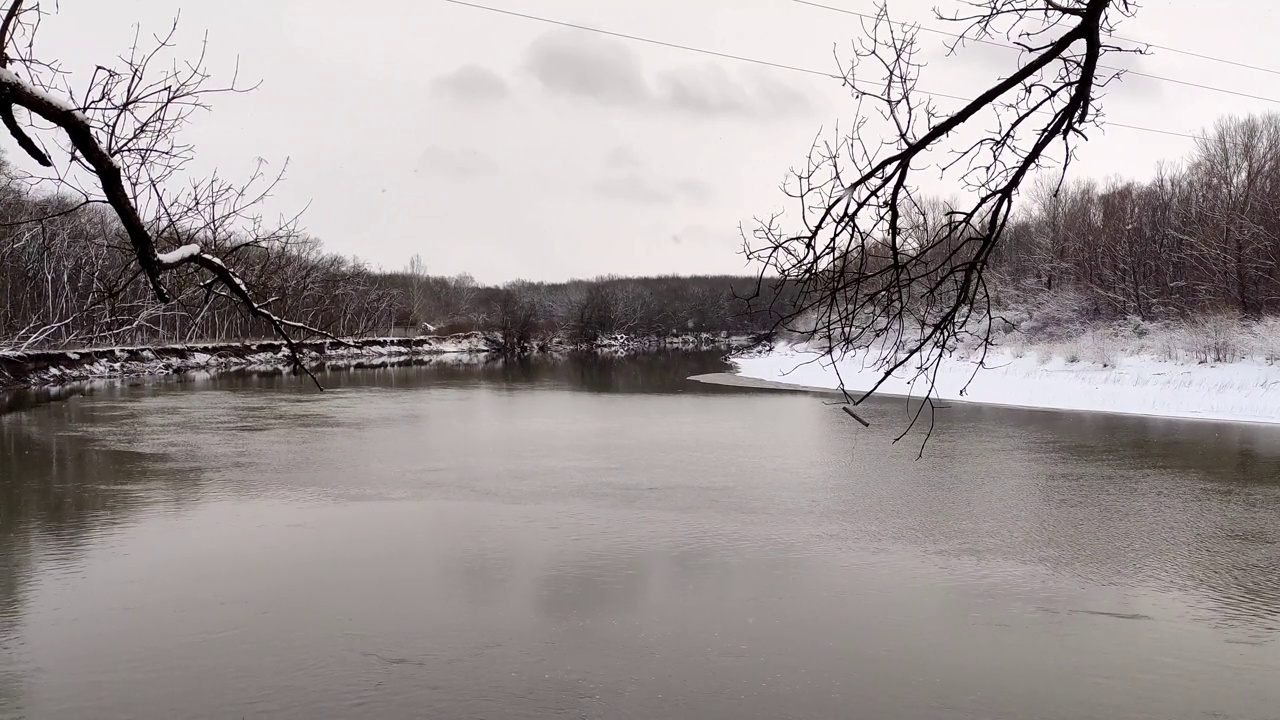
[732,344,1280,425]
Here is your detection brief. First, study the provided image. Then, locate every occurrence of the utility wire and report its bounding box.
[440,0,1210,142]
[1110,37,1280,78]
[441,0,838,79]
[793,0,1280,106]
[1108,122,1198,139]
[794,0,1280,78]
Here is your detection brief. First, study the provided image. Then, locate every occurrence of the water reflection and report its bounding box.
[1,395,216,719]
[1,351,1279,719]
[824,399,1280,635]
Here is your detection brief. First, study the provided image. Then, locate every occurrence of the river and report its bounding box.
[2,351,1279,719]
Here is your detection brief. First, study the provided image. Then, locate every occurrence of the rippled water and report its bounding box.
[2,352,1279,719]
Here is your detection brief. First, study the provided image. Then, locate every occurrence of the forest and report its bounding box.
[0,164,793,351]
[991,113,1280,321]
[776,111,1280,357]
[4,112,1280,353]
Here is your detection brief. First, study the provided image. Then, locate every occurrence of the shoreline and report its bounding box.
[0,332,753,393]
[687,370,1280,428]
[701,346,1280,427]
[0,352,498,415]
[0,334,497,390]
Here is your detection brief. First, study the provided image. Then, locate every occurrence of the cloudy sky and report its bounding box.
[27,0,1280,282]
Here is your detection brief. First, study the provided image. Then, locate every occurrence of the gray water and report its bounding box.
[2,352,1279,720]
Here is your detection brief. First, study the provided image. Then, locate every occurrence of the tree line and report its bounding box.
[389,260,794,348]
[9,111,1280,353]
[990,112,1280,321]
[0,162,793,351]
[0,168,401,350]
[786,111,1280,350]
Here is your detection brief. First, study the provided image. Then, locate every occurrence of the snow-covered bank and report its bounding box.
[0,334,501,388]
[539,332,756,353]
[0,332,755,389]
[730,344,1280,425]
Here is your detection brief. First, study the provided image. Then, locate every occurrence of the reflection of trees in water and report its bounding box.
[1,400,209,715]
[275,350,738,395]
[1047,414,1280,635]
[509,351,738,394]
[429,350,735,394]
[1018,410,1280,485]
[5,350,1279,704]
[0,532,23,717]
[0,350,740,415]
[861,403,1280,635]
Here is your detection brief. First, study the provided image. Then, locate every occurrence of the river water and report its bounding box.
[2,352,1279,719]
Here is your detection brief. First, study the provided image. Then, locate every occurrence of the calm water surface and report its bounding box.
[2,352,1279,719]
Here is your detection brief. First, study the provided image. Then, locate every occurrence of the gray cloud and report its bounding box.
[415,146,499,179]
[605,146,642,169]
[751,74,813,116]
[593,174,715,205]
[674,178,715,203]
[524,30,650,105]
[76,0,1223,285]
[431,64,511,104]
[671,224,732,246]
[657,65,753,116]
[593,173,672,203]
[522,31,809,118]
[657,65,811,118]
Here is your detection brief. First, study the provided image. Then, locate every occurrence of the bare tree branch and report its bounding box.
[0,2,347,382]
[744,0,1140,448]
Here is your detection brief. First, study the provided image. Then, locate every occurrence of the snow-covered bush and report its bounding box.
[1178,314,1244,364]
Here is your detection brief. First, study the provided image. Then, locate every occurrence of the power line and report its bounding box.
[792,0,1280,106]
[1108,122,1199,140]
[440,0,1209,142]
[1109,40,1280,78]
[794,0,1280,78]
[440,0,838,79]
[794,0,1011,50]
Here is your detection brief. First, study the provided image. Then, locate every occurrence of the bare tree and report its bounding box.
[744,0,1140,442]
[490,281,541,351]
[0,1,340,377]
[406,253,429,329]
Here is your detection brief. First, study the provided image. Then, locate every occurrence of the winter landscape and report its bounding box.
[721,315,1280,424]
[3,1,1280,719]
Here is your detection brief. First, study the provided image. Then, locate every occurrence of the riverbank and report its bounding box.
[713,343,1280,425]
[0,332,754,389]
[0,334,496,389]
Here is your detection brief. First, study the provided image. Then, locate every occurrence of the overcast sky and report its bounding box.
[28,0,1280,282]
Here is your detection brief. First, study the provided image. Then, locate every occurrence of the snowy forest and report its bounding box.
[991,113,1280,321]
[5,112,1280,353]
[0,153,794,351]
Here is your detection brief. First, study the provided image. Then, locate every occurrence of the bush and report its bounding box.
[1180,314,1243,364]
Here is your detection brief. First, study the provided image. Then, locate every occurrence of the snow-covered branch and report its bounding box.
[0,0,341,379]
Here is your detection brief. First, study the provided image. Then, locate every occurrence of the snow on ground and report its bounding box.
[732,344,1280,425]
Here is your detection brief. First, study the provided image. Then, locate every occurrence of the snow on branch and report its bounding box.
[0,0,348,382]
[156,243,202,267]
